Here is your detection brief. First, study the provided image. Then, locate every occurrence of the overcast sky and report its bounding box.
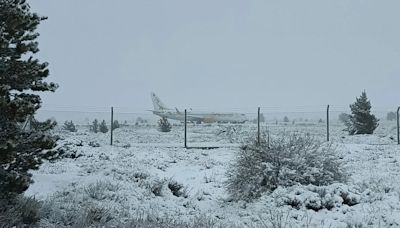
[30,0,399,113]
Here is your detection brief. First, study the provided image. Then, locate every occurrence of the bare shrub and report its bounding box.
[226,133,347,201]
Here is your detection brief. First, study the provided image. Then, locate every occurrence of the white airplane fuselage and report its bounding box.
[150,93,247,124]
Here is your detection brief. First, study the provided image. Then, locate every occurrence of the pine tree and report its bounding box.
[0,0,58,197]
[158,117,172,132]
[99,120,108,133]
[283,116,289,123]
[63,120,77,132]
[113,120,120,129]
[90,119,99,133]
[345,91,379,135]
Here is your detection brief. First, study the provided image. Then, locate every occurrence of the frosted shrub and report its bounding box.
[168,179,189,198]
[84,181,120,200]
[74,205,113,228]
[271,184,361,211]
[125,212,223,228]
[0,196,42,227]
[158,117,172,132]
[226,133,347,201]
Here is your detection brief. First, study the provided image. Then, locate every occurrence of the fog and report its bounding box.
[30,0,400,115]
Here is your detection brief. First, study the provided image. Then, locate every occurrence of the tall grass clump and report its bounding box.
[226,133,347,201]
[0,196,42,227]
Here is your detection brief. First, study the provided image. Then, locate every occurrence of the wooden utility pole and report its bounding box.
[327,105,330,142]
[110,107,114,146]
[184,109,187,148]
[257,107,260,146]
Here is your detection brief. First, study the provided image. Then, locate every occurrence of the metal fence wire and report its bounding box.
[36,105,400,148]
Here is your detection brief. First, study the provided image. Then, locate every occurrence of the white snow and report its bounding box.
[25,121,400,227]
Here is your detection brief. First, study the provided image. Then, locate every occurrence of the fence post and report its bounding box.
[257,107,260,146]
[110,107,114,146]
[184,109,187,148]
[326,105,330,142]
[267,125,270,148]
[397,106,399,145]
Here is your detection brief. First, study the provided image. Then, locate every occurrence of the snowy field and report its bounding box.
[25,121,400,227]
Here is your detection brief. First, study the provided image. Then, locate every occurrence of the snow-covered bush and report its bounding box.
[168,179,189,198]
[56,141,82,159]
[37,181,122,227]
[226,133,347,201]
[73,204,113,228]
[158,117,172,132]
[125,212,223,228]
[0,196,42,227]
[271,184,361,211]
[84,181,120,200]
[88,141,100,147]
[63,120,77,132]
[145,178,165,196]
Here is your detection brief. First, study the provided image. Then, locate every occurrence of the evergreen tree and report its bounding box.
[90,119,99,133]
[0,0,58,197]
[113,120,120,129]
[345,91,379,135]
[158,117,172,132]
[63,120,77,132]
[99,120,108,133]
[283,116,289,123]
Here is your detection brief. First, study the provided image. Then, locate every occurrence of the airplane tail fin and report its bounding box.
[151,92,169,111]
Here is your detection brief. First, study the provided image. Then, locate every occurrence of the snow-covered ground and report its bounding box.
[25,121,400,227]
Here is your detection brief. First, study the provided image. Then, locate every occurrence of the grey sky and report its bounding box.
[30,0,399,113]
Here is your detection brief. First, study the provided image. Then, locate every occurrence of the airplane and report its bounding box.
[150,92,247,124]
